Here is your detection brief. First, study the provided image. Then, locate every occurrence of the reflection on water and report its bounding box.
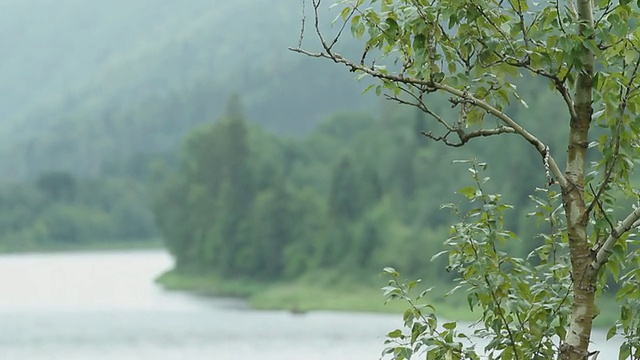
[0,250,399,360]
[0,250,624,359]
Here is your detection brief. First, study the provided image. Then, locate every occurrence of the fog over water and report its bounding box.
[0,250,400,360]
[0,250,623,359]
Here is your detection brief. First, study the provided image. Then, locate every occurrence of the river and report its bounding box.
[0,250,624,359]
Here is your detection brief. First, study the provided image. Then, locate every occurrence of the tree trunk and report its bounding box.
[559,1,596,359]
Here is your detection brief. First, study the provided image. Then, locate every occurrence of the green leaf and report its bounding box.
[458,186,478,199]
[442,321,457,330]
[413,34,426,51]
[431,250,449,262]
[362,84,375,94]
[582,39,599,55]
[495,88,510,104]
[606,325,617,340]
[385,17,399,37]
[383,267,399,276]
[466,108,485,127]
[621,304,630,321]
[619,343,630,360]
[411,322,426,344]
[613,244,625,259]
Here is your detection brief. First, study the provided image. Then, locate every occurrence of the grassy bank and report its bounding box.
[156,268,477,319]
[156,268,622,328]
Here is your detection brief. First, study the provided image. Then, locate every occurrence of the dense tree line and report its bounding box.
[153,92,562,282]
[0,171,157,251]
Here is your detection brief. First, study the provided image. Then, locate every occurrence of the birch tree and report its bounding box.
[291,0,640,359]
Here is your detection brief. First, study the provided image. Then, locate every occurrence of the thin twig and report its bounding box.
[297,0,306,48]
[328,5,358,51]
[555,0,567,35]
[289,0,568,189]
[510,0,529,47]
[589,184,616,234]
[591,205,640,271]
[422,126,516,146]
[289,45,568,189]
[586,48,640,218]
[594,1,615,29]
[474,5,518,55]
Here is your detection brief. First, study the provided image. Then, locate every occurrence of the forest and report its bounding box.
[151,85,572,293]
[0,172,156,251]
[3,1,640,359]
[0,0,623,318]
[0,0,373,253]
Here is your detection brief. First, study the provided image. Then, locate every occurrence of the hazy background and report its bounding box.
[0,1,623,359]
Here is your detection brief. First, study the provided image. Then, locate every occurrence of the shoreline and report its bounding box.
[155,269,478,319]
[156,268,622,328]
[0,238,163,255]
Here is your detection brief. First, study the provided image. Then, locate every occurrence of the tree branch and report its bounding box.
[475,47,578,122]
[465,31,578,123]
[387,87,517,146]
[555,0,567,35]
[509,0,529,48]
[588,53,640,268]
[289,46,568,189]
[591,206,640,271]
[421,126,516,147]
[328,4,357,51]
[588,184,616,234]
[387,88,456,132]
[586,48,640,217]
[296,0,306,48]
[518,62,577,121]
[594,1,616,29]
[474,5,518,55]
[290,0,569,189]
[436,82,568,188]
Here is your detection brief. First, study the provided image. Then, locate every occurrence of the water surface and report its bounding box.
[0,250,624,359]
[0,250,399,360]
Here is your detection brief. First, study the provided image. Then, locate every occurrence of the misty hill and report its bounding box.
[0,0,376,180]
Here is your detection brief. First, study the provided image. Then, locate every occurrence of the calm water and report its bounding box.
[0,250,401,360]
[0,250,624,359]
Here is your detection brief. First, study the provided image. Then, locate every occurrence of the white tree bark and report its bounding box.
[559,1,596,359]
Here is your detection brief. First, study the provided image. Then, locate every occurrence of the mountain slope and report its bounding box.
[0,0,376,180]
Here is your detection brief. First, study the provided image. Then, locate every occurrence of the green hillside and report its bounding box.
[0,0,213,121]
[0,0,376,181]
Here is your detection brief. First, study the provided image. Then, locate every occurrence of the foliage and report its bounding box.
[291,0,640,358]
[383,162,573,359]
[0,172,157,251]
[152,92,592,297]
